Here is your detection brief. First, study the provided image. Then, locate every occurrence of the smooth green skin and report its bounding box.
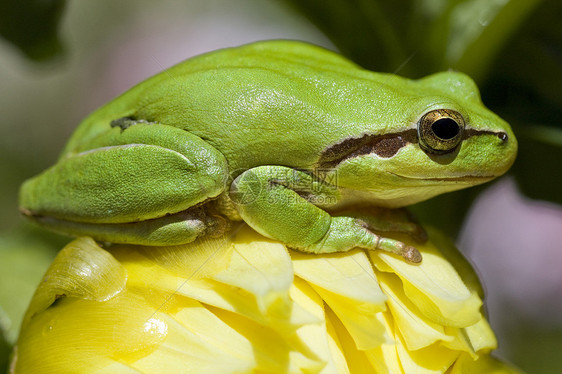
[19,41,517,262]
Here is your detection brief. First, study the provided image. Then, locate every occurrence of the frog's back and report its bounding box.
[62,41,410,170]
[64,43,348,140]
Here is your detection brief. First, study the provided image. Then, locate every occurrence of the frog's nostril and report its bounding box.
[497,132,508,142]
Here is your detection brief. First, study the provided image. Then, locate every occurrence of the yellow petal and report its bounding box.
[131,235,234,279]
[22,237,127,328]
[15,290,167,373]
[440,326,476,356]
[463,315,498,352]
[12,224,504,373]
[395,334,460,374]
[366,342,402,374]
[326,306,375,373]
[292,249,389,350]
[364,312,404,374]
[151,297,255,372]
[212,226,294,314]
[324,312,352,374]
[450,353,524,374]
[370,230,482,327]
[290,249,386,308]
[425,227,484,298]
[290,277,349,374]
[377,271,454,350]
[206,306,324,373]
[116,231,316,335]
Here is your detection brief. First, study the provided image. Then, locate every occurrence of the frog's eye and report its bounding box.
[417,109,465,154]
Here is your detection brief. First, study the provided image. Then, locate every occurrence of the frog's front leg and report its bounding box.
[230,166,422,263]
[19,120,229,245]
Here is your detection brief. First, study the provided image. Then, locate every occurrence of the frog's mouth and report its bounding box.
[392,173,497,183]
[424,175,495,182]
[317,128,508,169]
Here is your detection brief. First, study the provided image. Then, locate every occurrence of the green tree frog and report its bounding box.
[19,41,517,263]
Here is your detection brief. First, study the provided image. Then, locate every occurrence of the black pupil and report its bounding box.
[431,118,460,140]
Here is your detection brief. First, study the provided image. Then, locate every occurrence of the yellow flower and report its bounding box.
[11,226,522,373]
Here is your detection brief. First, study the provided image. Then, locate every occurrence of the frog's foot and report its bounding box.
[304,216,422,264]
[376,236,422,263]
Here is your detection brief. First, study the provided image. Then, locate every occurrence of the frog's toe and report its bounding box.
[401,246,423,264]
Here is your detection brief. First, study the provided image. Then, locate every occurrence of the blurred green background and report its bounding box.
[1,0,561,372]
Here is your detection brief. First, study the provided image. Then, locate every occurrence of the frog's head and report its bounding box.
[317,71,517,208]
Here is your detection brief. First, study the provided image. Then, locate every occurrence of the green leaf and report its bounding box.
[511,126,562,204]
[0,324,10,374]
[482,0,562,126]
[0,226,66,347]
[280,0,544,80]
[481,0,562,203]
[0,0,66,61]
[281,0,417,75]
[447,0,543,82]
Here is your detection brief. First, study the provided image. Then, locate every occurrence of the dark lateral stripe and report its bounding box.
[318,129,418,169]
[317,127,508,169]
[463,129,509,142]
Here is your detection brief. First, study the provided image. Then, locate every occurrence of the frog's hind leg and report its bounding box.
[28,206,230,246]
[335,207,427,242]
[19,120,230,245]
